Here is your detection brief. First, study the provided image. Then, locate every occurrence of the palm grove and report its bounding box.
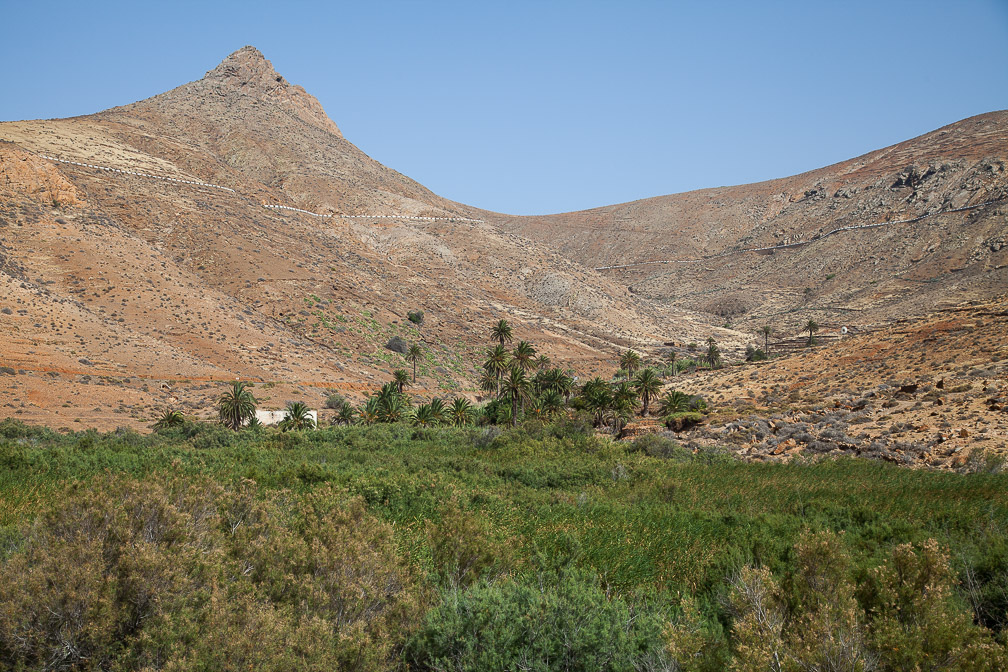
[196,317,727,435]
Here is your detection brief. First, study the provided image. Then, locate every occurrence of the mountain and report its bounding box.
[0,47,715,430]
[1,47,1005,432]
[504,112,1008,329]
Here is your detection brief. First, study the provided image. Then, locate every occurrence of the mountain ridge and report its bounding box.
[0,46,1005,431]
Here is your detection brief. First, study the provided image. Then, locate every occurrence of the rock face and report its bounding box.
[0,145,82,206]
[203,46,343,138]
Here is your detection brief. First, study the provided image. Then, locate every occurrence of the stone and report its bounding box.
[385,336,408,354]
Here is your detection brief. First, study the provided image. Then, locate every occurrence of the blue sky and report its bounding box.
[2,1,1007,215]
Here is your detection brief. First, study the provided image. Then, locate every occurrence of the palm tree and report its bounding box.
[335,401,356,426]
[428,397,447,425]
[556,370,575,403]
[479,369,498,397]
[581,377,612,427]
[512,340,537,374]
[613,381,638,413]
[490,319,513,346]
[483,344,510,395]
[659,389,690,415]
[536,354,551,370]
[449,397,473,426]
[762,325,772,357]
[359,397,380,425]
[527,396,547,422]
[279,401,315,431]
[412,403,437,427]
[619,350,641,380]
[667,350,677,378]
[805,319,819,346]
[611,396,634,437]
[407,344,423,382]
[153,408,185,430]
[703,337,722,369]
[218,381,257,431]
[377,382,407,423]
[634,368,662,416]
[541,390,564,418]
[500,367,530,427]
[393,369,410,395]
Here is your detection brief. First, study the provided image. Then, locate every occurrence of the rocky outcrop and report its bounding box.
[0,144,82,206]
[204,46,343,138]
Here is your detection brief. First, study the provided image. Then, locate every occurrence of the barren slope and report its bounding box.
[0,47,717,430]
[507,112,1008,332]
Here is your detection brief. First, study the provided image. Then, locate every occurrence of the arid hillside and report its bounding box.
[0,47,719,430]
[505,112,1008,332]
[1,46,1005,434]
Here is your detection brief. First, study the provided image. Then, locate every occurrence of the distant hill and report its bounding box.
[504,111,1008,328]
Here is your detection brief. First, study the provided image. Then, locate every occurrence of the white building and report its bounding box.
[255,408,318,427]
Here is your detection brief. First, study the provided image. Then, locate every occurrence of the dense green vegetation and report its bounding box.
[1,417,1006,670]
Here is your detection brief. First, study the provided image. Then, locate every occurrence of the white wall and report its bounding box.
[255,409,317,427]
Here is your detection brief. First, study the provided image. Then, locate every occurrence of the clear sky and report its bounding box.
[3,1,1007,215]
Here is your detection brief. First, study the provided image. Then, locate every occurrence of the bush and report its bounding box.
[325,391,347,409]
[627,433,688,460]
[665,412,704,432]
[407,310,425,325]
[745,345,766,362]
[406,569,670,671]
[0,476,422,672]
[427,500,512,588]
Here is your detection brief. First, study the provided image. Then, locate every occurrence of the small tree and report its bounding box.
[762,325,772,357]
[500,368,529,427]
[805,319,819,347]
[335,401,355,426]
[634,368,662,416]
[619,350,641,380]
[703,337,722,369]
[279,401,315,431]
[393,369,410,395]
[490,319,513,346]
[449,397,474,427]
[152,408,185,430]
[407,344,423,382]
[483,345,510,396]
[218,381,257,431]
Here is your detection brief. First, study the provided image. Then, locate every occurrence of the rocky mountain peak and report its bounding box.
[205,46,284,89]
[203,45,342,138]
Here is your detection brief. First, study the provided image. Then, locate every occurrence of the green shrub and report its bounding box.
[664,411,704,432]
[325,391,347,409]
[407,310,425,325]
[627,433,688,460]
[406,569,670,671]
[0,476,422,672]
[427,500,512,588]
